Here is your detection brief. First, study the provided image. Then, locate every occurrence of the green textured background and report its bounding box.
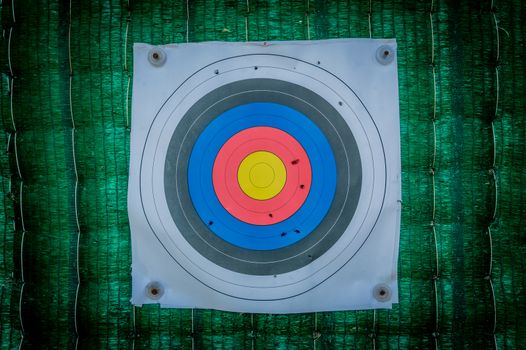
[1,0,525,348]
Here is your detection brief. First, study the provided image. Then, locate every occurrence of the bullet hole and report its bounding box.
[268,213,273,218]
[300,184,305,189]
[208,221,214,226]
[281,232,287,237]
[291,159,300,165]
[294,229,300,233]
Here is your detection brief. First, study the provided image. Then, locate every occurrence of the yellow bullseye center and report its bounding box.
[238,151,286,200]
[249,163,275,188]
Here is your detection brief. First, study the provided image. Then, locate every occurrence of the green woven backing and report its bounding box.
[1,0,525,349]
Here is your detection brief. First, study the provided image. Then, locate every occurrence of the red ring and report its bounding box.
[213,127,312,225]
[224,139,299,211]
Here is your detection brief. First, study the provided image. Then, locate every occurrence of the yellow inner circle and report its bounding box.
[249,163,275,188]
[238,151,286,200]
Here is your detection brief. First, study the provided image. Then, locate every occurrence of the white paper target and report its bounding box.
[128,39,401,313]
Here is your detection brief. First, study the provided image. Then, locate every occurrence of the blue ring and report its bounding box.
[188,102,336,250]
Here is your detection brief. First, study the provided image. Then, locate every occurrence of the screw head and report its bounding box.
[376,45,395,65]
[145,281,164,300]
[373,283,392,302]
[148,47,167,67]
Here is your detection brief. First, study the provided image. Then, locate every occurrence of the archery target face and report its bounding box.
[129,39,401,313]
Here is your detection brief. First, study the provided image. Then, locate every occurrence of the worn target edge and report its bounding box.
[133,52,396,300]
[129,39,401,311]
[134,45,398,300]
